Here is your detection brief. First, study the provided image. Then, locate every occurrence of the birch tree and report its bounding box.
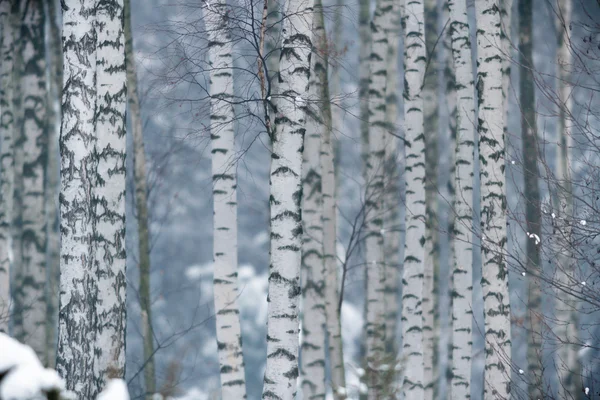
[554,0,579,396]
[500,0,512,139]
[518,0,543,396]
[262,0,314,397]
[447,0,475,397]
[124,0,157,397]
[13,0,49,363]
[0,0,17,332]
[401,0,426,397]
[299,1,328,397]
[364,0,395,396]
[474,1,512,397]
[358,0,371,174]
[57,0,127,396]
[422,1,439,394]
[204,1,248,397]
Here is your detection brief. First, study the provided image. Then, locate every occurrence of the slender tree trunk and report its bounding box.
[358,0,371,177]
[518,0,543,396]
[57,0,127,396]
[262,0,314,397]
[265,0,280,105]
[93,0,127,383]
[474,1,512,398]
[555,0,579,396]
[13,0,48,364]
[447,0,475,397]
[45,0,62,369]
[364,0,395,397]
[0,0,17,333]
[500,0,513,138]
[124,0,157,397]
[204,1,248,397]
[401,0,426,398]
[323,3,346,395]
[422,1,439,396]
[300,1,328,397]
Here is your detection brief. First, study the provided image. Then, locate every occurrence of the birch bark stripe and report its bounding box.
[401,0,427,398]
[447,0,476,397]
[57,0,100,396]
[364,0,394,396]
[299,1,329,397]
[204,1,247,396]
[13,0,48,363]
[262,0,314,397]
[474,1,512,398]
[0,0,16,332]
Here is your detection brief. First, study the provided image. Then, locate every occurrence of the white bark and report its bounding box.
[358,0,371,176]
[13,0,48,364]
[364,0,395,397]
[555,0,578,396]
[401,0,426,398]
[262,0,314,397]
[204,1,247,397]
[447,0,475,397]
[300,2,329,398]
[57,0,127,396]
[0,0,16,333]
[474,1,512,398]
[124,0,157,397]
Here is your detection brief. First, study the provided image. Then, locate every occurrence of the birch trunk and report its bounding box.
[93,0,127,383]
[364,0,395,396]
[422,1,439,396]
[474,1,512,397]
[447,0,475,397]
[0,0,17,332]
[322,3,346,394]
[555,0,579,396]
[57,0,127,396]
[204,1,248,397]
[358,0,371,176]
[265,0,280,104]
[518,0,543,396]
[500,0,512,136]
[13,0,48,363]
[57,0,100,395]
[401,0,426,398]
[383,6,401,356]
[124,0,157,397]
[262,0,314,397]
[299,1,328,397]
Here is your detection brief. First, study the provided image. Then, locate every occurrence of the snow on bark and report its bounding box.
[94,0,127,384]
[422,0,439,395]
[0,0,17,333]
[299,2,328,397]
[57,0,127,397]
[401,0,426,398]
[204,1,247,397]
[262,0,314,397]
[447,0,475,397]
[474,1,512,397]
[554,0,579,396]
[518,0,543,396]
[13,0,49,364]
[124,0,156,397]
[364,0,395,396]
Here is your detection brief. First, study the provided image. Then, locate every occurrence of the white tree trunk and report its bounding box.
[57,0,127,396]
[364,0,395,397]
[474,1,512,398]
[124,0,157,397]
[422,1,439,397]
[300,4,328,397]
[262,0,314,397]
[447,0,476,397]
[401,0,426,398]
[555,0,578,396]
[13,0,48,364]
[0,0,17,333]
[204,2,248,397]
[94,0,127,383]
[358,0,371,176]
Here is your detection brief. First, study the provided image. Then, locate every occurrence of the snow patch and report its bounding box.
[97,379,129,400]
